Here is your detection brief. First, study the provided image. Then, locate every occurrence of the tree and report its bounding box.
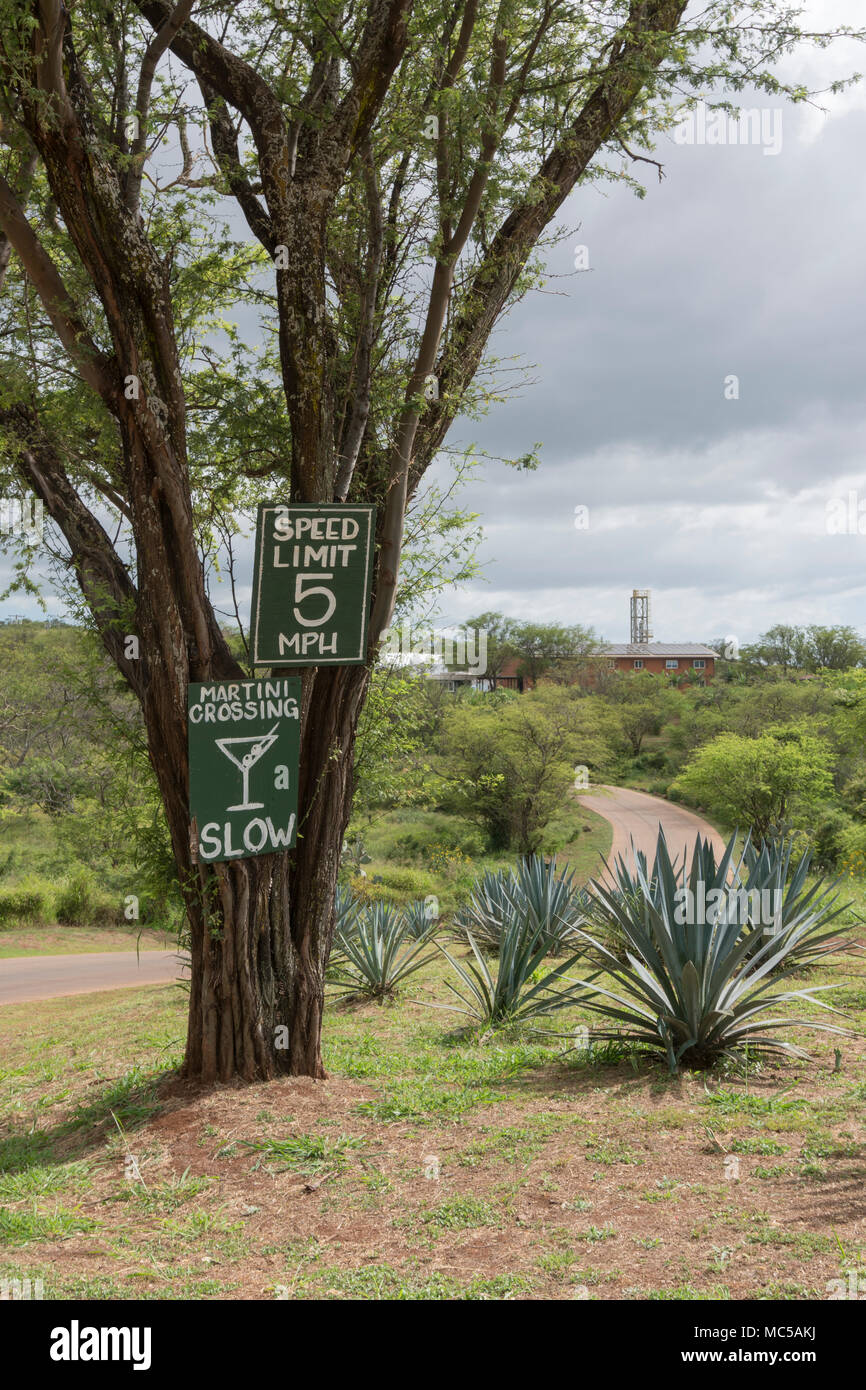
[507,621,598,686]
[671,726,835,846]
[802,625,866,672]
[452,611,516,688]
[439,685,614,852]
[740,624,866,675]
[0,1,859,1082]
[605,670,680,756]
[351,665,436,818]
[739,624,802,675]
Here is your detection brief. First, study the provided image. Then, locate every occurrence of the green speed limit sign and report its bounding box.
[250,504,376,666]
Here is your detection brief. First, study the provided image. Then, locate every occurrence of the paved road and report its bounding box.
[0,950,183,1006]
[580,784,727,877]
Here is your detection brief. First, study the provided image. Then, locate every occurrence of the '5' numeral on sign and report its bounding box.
[294,573,336,627]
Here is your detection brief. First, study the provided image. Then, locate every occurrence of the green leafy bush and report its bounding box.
[350,865,437,904]
[55,870,97,925]
[0,876,52,926]
[391,826,486,864]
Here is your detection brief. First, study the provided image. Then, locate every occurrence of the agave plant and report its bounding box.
[741,834,857,967]
[403,897,438,940]
[454,855,589,954]
[574,829,854,1072]
[329,900,436,1001]
[325,884,363,981]
[334,883,362,935]
[437,915,584,1031]
[452,866,514,950]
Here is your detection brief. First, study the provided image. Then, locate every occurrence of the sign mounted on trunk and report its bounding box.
[188,678,301,863]
[250,504,376,666]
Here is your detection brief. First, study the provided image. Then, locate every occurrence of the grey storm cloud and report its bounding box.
[429,86,866,643]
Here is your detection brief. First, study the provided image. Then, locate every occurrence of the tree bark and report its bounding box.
[172,664,368,1084]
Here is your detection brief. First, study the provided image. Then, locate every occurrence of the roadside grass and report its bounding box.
[0,925,176,957]
[0,910,864,1300]
[351,802,612,912]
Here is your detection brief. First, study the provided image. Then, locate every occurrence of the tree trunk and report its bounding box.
[153,663,369,1084]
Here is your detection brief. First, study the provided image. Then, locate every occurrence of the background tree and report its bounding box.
[605,670,680,757]
[0,0,859,1082]
[507,621,598,686]
[739,624,802,675]
[802,625,866,672]
[452,611,517,688]
[671,725,836,846]
[740,624,866,675]
[439,685,614,852]
[351,665,437,819]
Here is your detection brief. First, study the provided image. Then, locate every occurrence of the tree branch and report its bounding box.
[369,0,510,640]
[0,404,143,697]
[410,0,689,499]
[134,0,290,218]
[0,149,38,294]
[125,0,196,213]
[334,142,383,501]
[0,173,117,400]
[200,80,275,254]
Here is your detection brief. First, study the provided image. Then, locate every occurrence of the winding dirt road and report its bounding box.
[0,949,183,1006]
[580,784,726,876]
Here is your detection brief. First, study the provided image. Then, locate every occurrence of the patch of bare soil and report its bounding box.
[19,1053,866,1301]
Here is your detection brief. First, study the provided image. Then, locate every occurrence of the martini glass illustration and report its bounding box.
[215,725,280,812]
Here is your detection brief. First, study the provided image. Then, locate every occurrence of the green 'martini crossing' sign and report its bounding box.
[188,678,301,864]
[250,504,376,666]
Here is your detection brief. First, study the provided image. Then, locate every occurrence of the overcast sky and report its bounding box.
[2,0,865,648]
[429,0,866,646]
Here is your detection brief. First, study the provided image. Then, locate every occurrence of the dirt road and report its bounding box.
[0,949,183,1006]
[580,784,726,874]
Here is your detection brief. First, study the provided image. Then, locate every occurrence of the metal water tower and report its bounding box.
[630,589,653,645]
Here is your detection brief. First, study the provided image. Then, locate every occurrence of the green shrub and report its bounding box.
[391,826,486,865]
[839,822,866,878]
[0,876,52,927]
[631,749,667,772]
[351,866,437,904]
[804,804,853,870]
[646,777,673,798]
[55,870,97,925]
[93,899,122,928]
